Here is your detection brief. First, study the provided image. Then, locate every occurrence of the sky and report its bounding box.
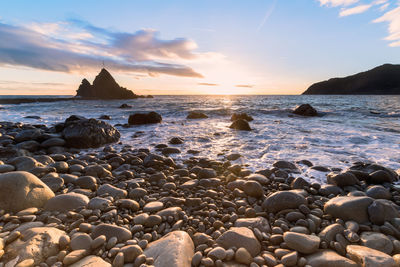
[0,0,399,95]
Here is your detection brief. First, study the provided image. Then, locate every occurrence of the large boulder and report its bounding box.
[324,196,374,223]
[262,191,307,213]
[62,118,120,148]
[4,227,66,265]
[69,256,111,267]
[128,112,162,125]
[216,227,261,256]
[346,245,396,267]
[292,104,318,116]
[0,171,54,212]
[305,250,358,267]
[144,231,194,267]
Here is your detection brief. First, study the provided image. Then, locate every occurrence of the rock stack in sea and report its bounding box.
[76,68,139,99]
[1,118,400,267]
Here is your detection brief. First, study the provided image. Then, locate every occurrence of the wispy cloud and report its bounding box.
[318,0,400,47]
[339,4,372,16]
[319,0,359,7]
[0,19,208,78]
[198,82,219,86]
[235,84,254,88]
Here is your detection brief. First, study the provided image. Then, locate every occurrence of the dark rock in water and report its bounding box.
[24,115,41,120]
[62,118,120,148]
[99,115,111,120]
[128,112,162,125]
[231,113,254,122]
[119,103,132,109]
[161,147,181,155]
[76,68,138,99]
[229,119,251,131]
[303,64,400,95]
[187,111,208,119]
[327,172,359,187]
[293,104,318,117]
[273,160,297,170]
[65,115,86,123]
[169,137,184,144]
[146,95,154,98]
[349,163,398,183]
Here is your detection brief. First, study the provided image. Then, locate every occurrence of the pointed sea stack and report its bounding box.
[76,68,138,99]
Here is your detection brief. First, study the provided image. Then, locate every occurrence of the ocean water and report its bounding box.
[1,95,400,184]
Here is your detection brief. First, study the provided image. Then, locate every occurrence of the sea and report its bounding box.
[1,95,400,184]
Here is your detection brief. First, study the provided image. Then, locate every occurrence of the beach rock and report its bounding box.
[143,201,164,212]
[0,171,54,212]
[74,175,98,190]
[292,104,318,116]
[16,140,40,152]
[63,118,120,148]
[369,170,396,184]
[44,192,89,212]
[4,227,65,265]
[368,199,400,225]
[229,119,251,131]
[97,184,127,199]
[305,250,358,267]
[119,103,132,108]
[144,231,194,267]
[360,232,393,254]
[70,233,93,251]
[327,172,359,187]
[283,232,320,254]
[40,137,66,147]
[216,227,261,256]
[187,111,208,119]
[0,164,15,173]
[262,191,307,213]
[88,197,111,211]
[234,217,271,233]
[9,156,43,171]
[350,163,398,183]
[198,168,217,178]
[273,160,298,170]
[169,137,184,144]
[15,128,43,143]
[346,245,396,267]
[162,147,181,155]
[235,247,253,265]
[366,185,391,199]
[99,115,111,120]
[69,256,111,267]
[242,180,264,198]
[231,113,254,122]
[91,224,132,242]
[128,112,162,125]
[319,223,345,243]
[41,176,64,192]
[324,196,373,223]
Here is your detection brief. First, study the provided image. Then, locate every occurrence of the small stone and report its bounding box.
[235,247,252,265]
[281,251,298,266]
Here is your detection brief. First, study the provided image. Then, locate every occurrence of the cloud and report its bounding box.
[235,84,254,88]
[374,4,400,46]
[319,0,359,7]
[339,4,372,16]
[198,83,219,86]
[0,20,205,78]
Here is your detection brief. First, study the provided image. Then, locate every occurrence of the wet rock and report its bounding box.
[283,232,320,254]
[119,103,132,109]
[368,199,400,225]
[99,115,111,120]
[144,231,194,267]
[327,172,359,187]
[360,232,393,254]
[231,113,254,122]
[293,104,318,117]
[187,111,208,119]
[242,180,264,198]
[16,140,40,152]
[91,224,132,242]
[229,119,251,131]
[366,185,391,199]
[305,250,358,267]
[0,171,54,212]
[198,168,217,179]
[273,160,298,170]
[74,176,98,190]
[128,112,162,125]
[346,245,396,267]
[324,196,373,223]
[369,170,396,184]
[216,227,261,256]
[14,129,43,143]
[63,118,120,148]
[44,192,89,212]
[4,227,65,265]
[262,191,307,213]
[97,184,127,199]
[169,137,184,144]
[41,137,66,148]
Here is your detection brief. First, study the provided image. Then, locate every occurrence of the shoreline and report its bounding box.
[0,119,399,266]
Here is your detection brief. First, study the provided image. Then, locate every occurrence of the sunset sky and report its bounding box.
[0,0,399,95]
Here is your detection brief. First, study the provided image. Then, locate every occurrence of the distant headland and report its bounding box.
[303,64,400,95]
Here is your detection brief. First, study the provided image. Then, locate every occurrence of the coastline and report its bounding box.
[0,118,399,266]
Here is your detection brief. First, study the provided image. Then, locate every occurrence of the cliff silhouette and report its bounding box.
[303,64,400,95]
[76,68,138,99]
